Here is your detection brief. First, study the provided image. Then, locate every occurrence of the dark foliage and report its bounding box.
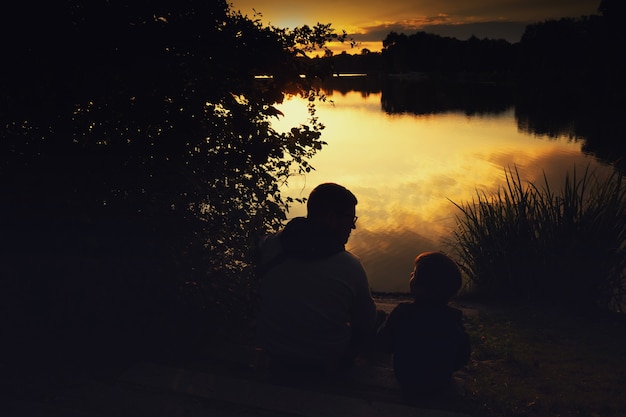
[1,1,337,364]
[381,31,516,74]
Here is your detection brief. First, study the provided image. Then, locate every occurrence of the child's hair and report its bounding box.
[409,251,462,303]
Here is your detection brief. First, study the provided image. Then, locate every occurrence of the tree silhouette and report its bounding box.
[1,1,340,361]
[380,31,514,74]
[598,0,626,21]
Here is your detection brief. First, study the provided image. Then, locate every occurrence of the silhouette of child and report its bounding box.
[376,251,471,398]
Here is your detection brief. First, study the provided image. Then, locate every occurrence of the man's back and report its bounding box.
[257,216,377,368]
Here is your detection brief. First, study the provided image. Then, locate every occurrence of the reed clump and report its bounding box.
[447,165,626,312]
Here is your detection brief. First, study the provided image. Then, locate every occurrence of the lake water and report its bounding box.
[271,78,614,293]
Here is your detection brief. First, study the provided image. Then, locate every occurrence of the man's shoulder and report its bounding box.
[340,249,362,262]
[333,250,367,270]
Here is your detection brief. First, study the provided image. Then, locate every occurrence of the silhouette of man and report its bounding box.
[257,183,378,373]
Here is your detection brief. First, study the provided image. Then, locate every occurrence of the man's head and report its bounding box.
[409,251,462,303]
[307,183,358,244]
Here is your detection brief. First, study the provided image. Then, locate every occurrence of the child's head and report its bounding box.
[409,251,462,303]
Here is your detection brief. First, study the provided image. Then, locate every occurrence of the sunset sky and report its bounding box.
[231,0,601,53]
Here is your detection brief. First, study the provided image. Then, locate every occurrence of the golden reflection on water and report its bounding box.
[273,92,611,292]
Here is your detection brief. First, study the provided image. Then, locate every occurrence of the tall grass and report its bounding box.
[446,165,626,312]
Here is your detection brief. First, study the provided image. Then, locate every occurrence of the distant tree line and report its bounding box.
[380,32,514,74]
[324,0,624,105]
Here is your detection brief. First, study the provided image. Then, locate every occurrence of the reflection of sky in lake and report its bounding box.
[273,91,612,292]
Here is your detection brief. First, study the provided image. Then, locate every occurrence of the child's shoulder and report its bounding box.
[391,301,463,319]
[443,304,464,319]
[391,301,416,312]
[388,301,419,319]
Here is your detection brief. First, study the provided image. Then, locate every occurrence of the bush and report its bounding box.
[446,165,626,312]
[0,1,343,363]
